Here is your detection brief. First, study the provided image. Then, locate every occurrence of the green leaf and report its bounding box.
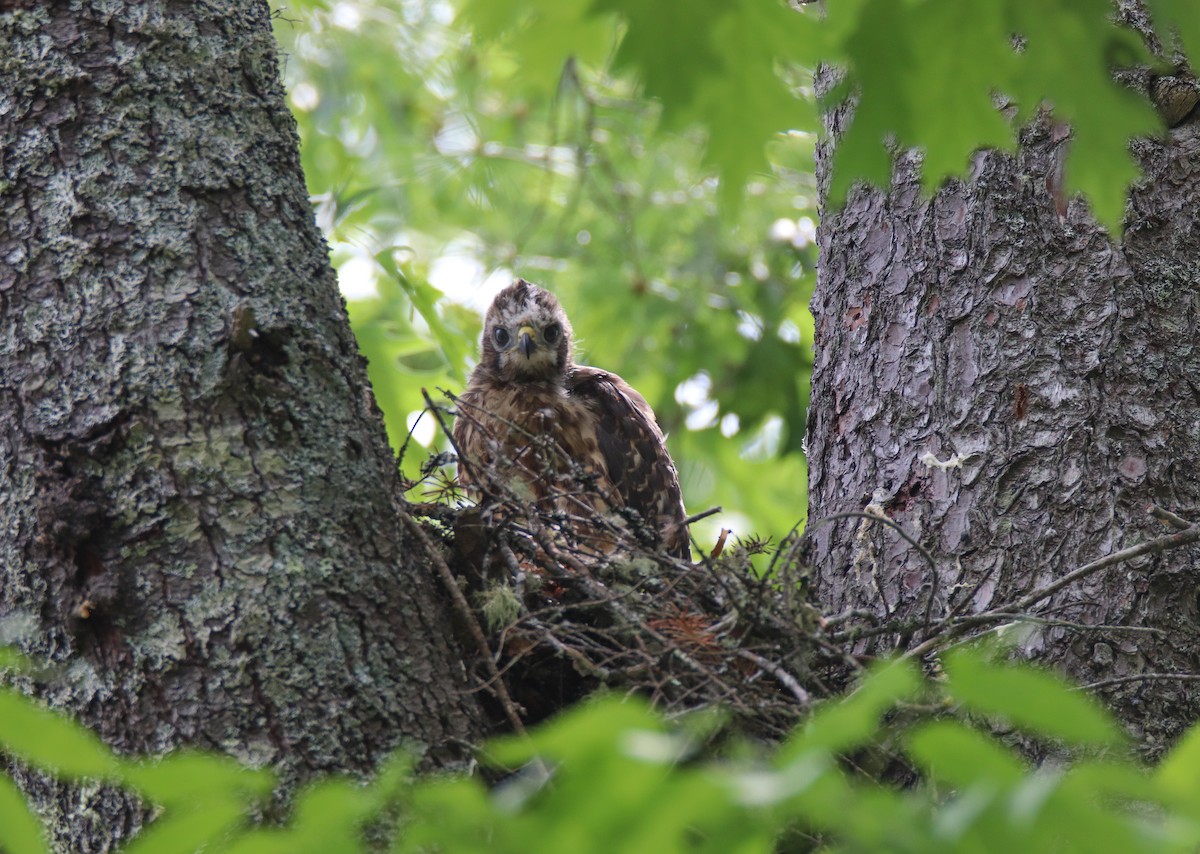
[0,688,119,779]
[835,786,934,851]
[0,647,36,674]
[485,695,661,767]
[826,95,895,208]
[1064,760,1155,803]
[121,750,275,808]
[221,779,381,854]
[900,0,1016,190]
[727,753,832,808]
[374,251,470,382]
[906,720,1026,787]
[456,0,525,41]
[0,772,49,854]
[596,0,818,209]
[932,785,1005,845]
[685,778,781,854]
[1006,0,1159,231]
[828,0,1159,230]
[294,777,377,830]
[403,777,500,853]
[697,4,818,208]
[1156,722,1200,815]
[831,0,1016,204]
[122,800,246,854]
[1016,769,1155,853]
[591,0,729,127]
[365,751,414,808]
[1145,0,1200,74]
[783,659,919,758]
[459,0,616,92]
[943,648,1121,746]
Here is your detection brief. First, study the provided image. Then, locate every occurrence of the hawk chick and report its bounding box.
[454,279,690,559]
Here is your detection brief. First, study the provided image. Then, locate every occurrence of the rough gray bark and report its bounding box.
[807,65,1200,751]
[0,2,483,849]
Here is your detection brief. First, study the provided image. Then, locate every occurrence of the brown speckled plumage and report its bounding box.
[454,279,690,559]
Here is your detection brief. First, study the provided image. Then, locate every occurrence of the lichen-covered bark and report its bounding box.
[0,1,482,848]
[808,75,1200,749]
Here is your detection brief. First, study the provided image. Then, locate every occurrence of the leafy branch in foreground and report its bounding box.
[4,647,1200,852]
[461,0,1194,231]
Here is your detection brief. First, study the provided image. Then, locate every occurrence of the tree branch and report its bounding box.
[903,511,1200,660]
[397,505,530,738]
[1011,523,1200,613]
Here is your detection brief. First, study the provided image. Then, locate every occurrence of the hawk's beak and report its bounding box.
[518,325,536,358]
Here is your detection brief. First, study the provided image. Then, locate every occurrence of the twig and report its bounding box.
[519,616,614,680]
[1010,524,1200,612]
[421,387,479,487]
[814,510,937,622]
[395,405,430,475]
[941,557,999,626]
[684,506,722,526]
[709,528,731,559]
[1148,503,1191,531]
[922,569,937,637]
[526,521,738,694]
[904,520,1200,660]
[975,613,1166,636]
[403,501,459,524]
[823,608,881,628]
[736,649,811,706]
[1076,673,1200,692]
[830,618,925,644]
[397,505,529,738]
[810,510,938,578]
[767,518,807,577]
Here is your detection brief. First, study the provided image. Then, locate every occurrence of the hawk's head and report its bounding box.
[480,279,573,383]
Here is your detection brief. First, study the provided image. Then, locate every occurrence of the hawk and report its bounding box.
[454,279,690,559]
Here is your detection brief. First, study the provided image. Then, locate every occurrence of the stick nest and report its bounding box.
[408,478,845,741]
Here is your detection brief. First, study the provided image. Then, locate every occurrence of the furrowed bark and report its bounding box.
[807,58,1200,752]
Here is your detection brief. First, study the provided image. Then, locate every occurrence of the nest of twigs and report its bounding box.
[402,438,851,741]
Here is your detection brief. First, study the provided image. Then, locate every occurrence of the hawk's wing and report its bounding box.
[567,366,690,559]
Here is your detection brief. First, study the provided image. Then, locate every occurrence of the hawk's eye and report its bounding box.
[543,323,561,344]
[492,327,511,347]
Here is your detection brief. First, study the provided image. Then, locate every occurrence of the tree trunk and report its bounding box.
[807,69,1200,750]
[0,2,484,849]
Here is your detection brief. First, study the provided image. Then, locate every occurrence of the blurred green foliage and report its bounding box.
[458,0,1177,229]
[6,644,1200,852]
[271,0,1183,544]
